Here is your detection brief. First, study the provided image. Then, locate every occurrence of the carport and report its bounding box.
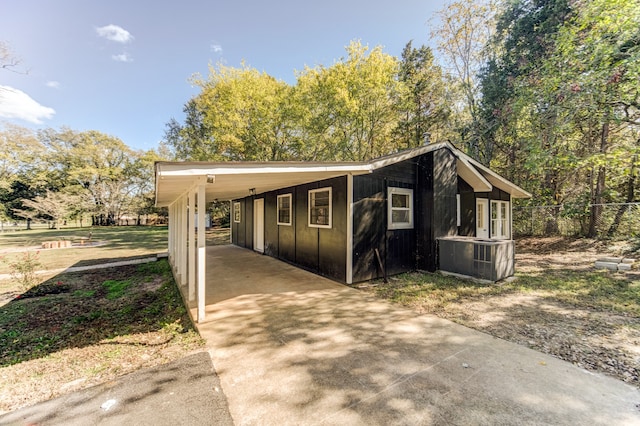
[154,160,370,322]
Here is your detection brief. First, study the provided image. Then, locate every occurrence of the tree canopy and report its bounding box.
[165,41,448,162]
[0,125,165,227]
[163,0,639,237]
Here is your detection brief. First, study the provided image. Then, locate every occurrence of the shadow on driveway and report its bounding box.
[194,245,640,425]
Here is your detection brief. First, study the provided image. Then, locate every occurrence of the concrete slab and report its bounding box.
[595,261,620,270]
[192,246,640,426]
[599,257,624,264]
[0,352,233,426]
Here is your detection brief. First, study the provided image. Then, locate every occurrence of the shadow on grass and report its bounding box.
[0,257,193,368]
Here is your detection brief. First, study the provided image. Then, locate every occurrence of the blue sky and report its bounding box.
[1,0,446,151]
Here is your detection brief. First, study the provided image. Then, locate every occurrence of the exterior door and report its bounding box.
[253,198,264,253]
[476,198,489,238]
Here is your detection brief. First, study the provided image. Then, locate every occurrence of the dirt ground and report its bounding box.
[435,237,639,386]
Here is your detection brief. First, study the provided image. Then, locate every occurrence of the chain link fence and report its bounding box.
[513,203,640,239]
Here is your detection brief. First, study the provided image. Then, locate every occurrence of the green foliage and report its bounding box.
[473,0,640,236]
[396,41,451,146]
[102,279,132,299]
[0,124,166,226]
[73,289,96,298]
[1,250,42,291]
[165,40,449,162]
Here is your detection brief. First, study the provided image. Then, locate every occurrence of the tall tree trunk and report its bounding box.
[587,121,609,238]
[607,154,637,237]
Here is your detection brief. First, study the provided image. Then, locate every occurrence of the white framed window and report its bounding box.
[308,187,332,228]
[233,202,241,223]
[277,194,292,226]
[387,187,413,230]
[490,200,510,239]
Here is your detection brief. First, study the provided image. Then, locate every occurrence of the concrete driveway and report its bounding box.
[191,245,640,425]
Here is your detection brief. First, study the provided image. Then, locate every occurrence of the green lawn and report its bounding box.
[0,226,168,275]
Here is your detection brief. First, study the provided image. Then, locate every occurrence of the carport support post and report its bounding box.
[188,190,196,301]
[168,203,174,267]
[197,183,206,323]
[179,197,187,286]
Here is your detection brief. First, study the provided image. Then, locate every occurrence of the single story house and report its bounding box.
[155,141,531,322]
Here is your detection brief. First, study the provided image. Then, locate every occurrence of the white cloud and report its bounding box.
[211,43,223,54]
[96,24,134,43]
[0,86,55,124]
[111,53,133,62]
[46,81,61,89]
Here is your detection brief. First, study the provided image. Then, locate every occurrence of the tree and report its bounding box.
[0,41,27,74]
[431,0,496,156]
[18,190,76,229]
[40,128,138,225]
[0,124,44,231]
[478,0,571,167]
[475,0,639,237]
[295,41,403,160]
[190,64,297,161]
[168,41,406,162]
[396,41,451,147]
[547,0,640,236]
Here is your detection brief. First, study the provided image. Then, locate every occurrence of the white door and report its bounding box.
[253,198,264,253]
[476,198,489,238]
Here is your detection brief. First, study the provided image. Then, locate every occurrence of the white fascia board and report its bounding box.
[459,153,532,199]
[157,163,371,177]
[457,157,493,192]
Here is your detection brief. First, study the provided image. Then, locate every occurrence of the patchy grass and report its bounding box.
[102,278,133,299]
[0,259,204,413]
[514,270,640,315]
[370,269,640,317]
[355,238,640,386]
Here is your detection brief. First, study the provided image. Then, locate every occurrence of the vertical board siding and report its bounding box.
[278,189,296,263]
[245,198,254,251]
[458,178,476,236]
[352,177,386,282]
[264,192,278,256]
[432,149,458,239]
[353,160,417,282]
[229,145,483,282]
[416,153,434,271]
[294,183,318,271]
[234,177,347,282]
[319,177,347,281]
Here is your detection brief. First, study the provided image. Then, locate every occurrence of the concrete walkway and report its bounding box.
[0,256,159,281]
[190,245,640,426]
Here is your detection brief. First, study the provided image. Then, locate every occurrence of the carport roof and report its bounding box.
[155,142,531,206]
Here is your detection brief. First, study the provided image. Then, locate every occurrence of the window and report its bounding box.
[456,194,461,227]
[388,187,413,230]
[277,194,292,226]
[309,187,332,228]
[233,202,241,223]
[490,200,510,239]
